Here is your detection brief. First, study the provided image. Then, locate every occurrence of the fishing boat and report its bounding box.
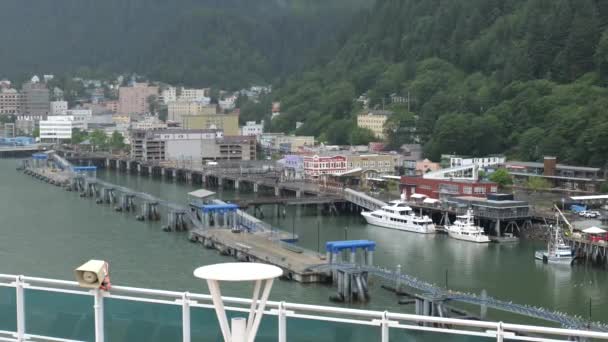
[361,200,435,234]
[534,224,573,265]
[445,209,491,243]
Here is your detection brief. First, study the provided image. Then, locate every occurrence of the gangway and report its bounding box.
[308,263,608,332]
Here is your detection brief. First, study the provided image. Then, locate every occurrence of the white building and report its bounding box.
[449,155,506,168]
[240,121,264,136]
[40,116,74,141]
[66,109,92,130]
[219,96,236,111]
[179,88,208,102]
[50,101,68,115]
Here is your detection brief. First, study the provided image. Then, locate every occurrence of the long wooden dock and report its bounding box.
[189,228,328,283]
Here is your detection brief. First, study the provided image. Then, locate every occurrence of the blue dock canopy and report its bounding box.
[32,153,48,160]
[326,240,376,253]
[73,166,98,172]
[196,203,239,213]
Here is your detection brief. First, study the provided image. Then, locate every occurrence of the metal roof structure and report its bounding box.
[188,189,216,199]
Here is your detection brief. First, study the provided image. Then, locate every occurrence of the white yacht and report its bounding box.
[535,224,573,265]
[445,209,491,243]
[361,200,435,234]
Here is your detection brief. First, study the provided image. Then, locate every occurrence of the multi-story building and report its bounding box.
[182,112,239,135]
[240,121,264,136]
[130,129,255,162]
[102,100,119,113]
[356,110,392,139]
[118,83,159,115]
[258,133,284,149]
[0,88,22,115]
[401,177,499,200]
[39,116,74,141]
[442,154,506,169]
[502,156,603,192]
[346,154,395,174]
[274,135,315,153]
[16,115,43,135]
[303,154,348,177]
[161,87,210,104]
[219,95,237,111]
[21,82,50,116]
[50,101,68,115]
[168,101,216,122]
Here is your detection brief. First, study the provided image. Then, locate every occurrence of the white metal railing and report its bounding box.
[0,273,607,342]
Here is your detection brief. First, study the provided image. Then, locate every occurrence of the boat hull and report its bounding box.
[362,211,435,234]
[446,230,491,243]
[534,251,573,265]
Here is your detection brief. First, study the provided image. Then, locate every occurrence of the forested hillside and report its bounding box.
[0,0,369,88]
[267,0,608,166]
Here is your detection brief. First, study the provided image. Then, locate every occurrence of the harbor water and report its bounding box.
[1,158,607,326]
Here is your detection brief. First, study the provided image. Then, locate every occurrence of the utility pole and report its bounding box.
[407,91,411,112]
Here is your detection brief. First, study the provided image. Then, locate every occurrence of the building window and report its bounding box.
[463,186,472,195]
[490,186,498,193]
[474,187,486,194]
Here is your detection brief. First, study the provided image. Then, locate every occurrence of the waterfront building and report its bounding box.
[502,156,603,193]
[278,155,305,180]
[21,81,50,116]
[0,88,22,115]
[240,120,264,136]
[303,154,347,177]
[356,110,393,139]
[346,154,395,174]
[401,176,499,200]
[118,83,159,115]
[442,154,506,169]
[130,129,255,162]
[50,101,68,115]
[182,112,239,135]
[39,115,75,141]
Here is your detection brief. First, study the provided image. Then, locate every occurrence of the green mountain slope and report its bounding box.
[269,0,608,166]
[0,0,370,88]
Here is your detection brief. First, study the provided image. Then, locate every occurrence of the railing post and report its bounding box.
[381,311,389,342]
[15,275,25,341]
[496,321,503,342]
[278,301,287,342]
[93,289,104,342]
[182,292,191,342]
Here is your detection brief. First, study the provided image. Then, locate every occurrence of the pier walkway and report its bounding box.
[309,263,608,331]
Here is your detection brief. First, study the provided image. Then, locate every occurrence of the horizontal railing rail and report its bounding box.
[0,274,607,342]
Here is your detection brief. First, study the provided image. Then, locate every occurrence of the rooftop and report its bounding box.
[504,161,600,172]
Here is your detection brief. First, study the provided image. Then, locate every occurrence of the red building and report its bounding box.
[400,176,498,200]
[303,155,347,178]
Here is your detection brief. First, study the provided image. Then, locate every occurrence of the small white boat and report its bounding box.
[445,209,490,243]
[535,224,573,265]
[361,200,435,234]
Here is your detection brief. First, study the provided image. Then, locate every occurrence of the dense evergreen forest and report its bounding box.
[0,0,369,88]
[264,0,608,167]
[2,0,607,166]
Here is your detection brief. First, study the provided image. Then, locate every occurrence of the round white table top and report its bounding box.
[193,262,283,281]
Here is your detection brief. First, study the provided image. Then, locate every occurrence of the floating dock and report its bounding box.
[189,228,327,283]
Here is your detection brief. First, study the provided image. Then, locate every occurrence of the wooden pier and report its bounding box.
[566,237,608,268]
[189,228,328,283]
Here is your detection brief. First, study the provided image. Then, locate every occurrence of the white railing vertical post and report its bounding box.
[182,292,191,342]
[15,276,25,342]
[496,321,503,342]
[93,289,104,342]
[381,311,389,342]
[278,301,287,342]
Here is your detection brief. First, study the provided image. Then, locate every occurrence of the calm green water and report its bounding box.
[1,158,607,327]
